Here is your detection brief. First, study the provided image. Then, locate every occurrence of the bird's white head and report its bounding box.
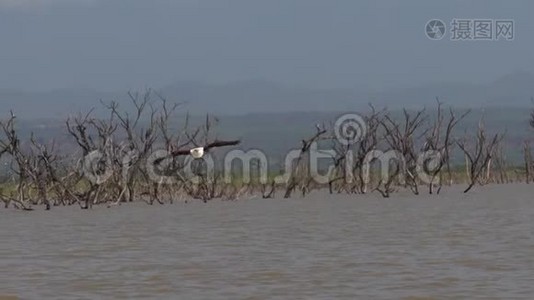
[190,147,205,159]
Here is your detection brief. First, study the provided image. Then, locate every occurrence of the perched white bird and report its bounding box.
[189,147,205,159]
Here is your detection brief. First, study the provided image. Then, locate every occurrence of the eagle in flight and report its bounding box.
[170,140,240,158]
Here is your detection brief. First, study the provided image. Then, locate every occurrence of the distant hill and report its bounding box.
[374,71,534,108]
[0,72,533,118]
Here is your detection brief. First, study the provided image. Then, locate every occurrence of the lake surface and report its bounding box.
[1,184,534,299]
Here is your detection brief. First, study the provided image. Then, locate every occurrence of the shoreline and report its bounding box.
[2,182,533,213]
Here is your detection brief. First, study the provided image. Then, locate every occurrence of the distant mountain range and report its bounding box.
[1,72,533,118]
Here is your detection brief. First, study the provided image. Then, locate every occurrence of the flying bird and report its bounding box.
[170,140,240,158]
[152,139,240,165]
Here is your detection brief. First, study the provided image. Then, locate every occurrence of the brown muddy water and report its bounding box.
[1,184,534,299]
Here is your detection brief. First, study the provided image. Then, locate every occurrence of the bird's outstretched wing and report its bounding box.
[169,149,191,157]
[153,148,190,165]
[204,140,241,150]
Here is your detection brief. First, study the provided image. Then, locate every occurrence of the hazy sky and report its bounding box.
[0,0,532,91]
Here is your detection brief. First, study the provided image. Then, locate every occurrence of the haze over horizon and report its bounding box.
[0,0,533,93]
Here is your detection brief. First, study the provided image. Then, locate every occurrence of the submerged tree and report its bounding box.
[422,100,469,194]
[456,118,503,193]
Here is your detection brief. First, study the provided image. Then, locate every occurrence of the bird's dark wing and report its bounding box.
[152,148,190,165]
[204,140,240,151]
[170,149,191,157]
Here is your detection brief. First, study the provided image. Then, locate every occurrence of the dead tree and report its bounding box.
[0,112,34,210]
[372,156,404,198]
[327,141,352,194]
[261,180,276,198]
[381,109,427,195]
[524,141,532,184]
[326,106,384,194]
[422,100,469,194]
[352,106,383,194]
[456,120,503,193]
[66,107,119,208]
[25,134,62,210]
[284,125,328,198]
[526,104,534,183]
[102,91,161,205]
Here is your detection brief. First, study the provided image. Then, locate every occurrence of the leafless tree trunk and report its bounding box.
[456,119,503,193]
[524,141,532,184]
[284,125,327,198]
[422,100,469,194]
[352,106,382,194]
[381,109,427,195]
